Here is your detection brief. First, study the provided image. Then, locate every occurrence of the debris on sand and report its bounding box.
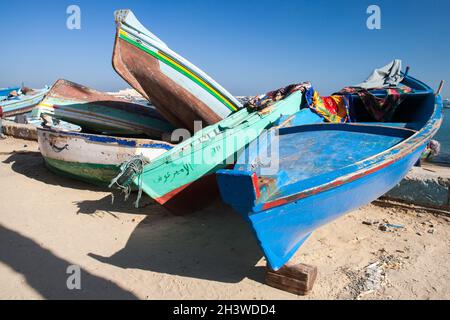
[340,252,404,299]
[362,218,405,233]
[362,219,379,226]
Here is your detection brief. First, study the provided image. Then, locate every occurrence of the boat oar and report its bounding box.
[436,80,445,95]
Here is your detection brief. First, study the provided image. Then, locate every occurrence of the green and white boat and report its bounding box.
[113,9,243,131]
[38,128,173,186]
[111,90,305,213]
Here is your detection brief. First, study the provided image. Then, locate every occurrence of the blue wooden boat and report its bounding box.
[216,75,443,270]
[0,87,49,117]
[0,87,20,100]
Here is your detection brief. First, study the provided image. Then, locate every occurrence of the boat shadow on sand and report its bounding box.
[85,199,266,284]
[2,151,107,191]
[0,224,137,299]
[75,192,161,216]
[4,150,266,284]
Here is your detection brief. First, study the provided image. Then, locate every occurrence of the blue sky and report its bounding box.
[0,0,449,97]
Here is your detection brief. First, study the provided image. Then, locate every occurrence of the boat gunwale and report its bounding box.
[37,127,174,150]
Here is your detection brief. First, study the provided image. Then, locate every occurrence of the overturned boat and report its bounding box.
[112,9,242,131]
[216,72,443,270]
[38,128,173,186]
[33,79,174,137]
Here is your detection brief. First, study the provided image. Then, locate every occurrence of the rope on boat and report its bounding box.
[109,155,148,208]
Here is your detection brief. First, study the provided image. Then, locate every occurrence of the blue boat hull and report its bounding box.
[246,145,424,270]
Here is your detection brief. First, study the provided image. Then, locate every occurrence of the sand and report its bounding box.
[0,137,449,300]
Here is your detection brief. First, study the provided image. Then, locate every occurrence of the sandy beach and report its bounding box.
[0,137,449,300]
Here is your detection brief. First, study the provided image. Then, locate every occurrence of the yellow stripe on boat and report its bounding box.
[156,51,237,111]
[118,29,238,112]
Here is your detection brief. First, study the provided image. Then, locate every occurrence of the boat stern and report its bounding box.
[216,169,260,213]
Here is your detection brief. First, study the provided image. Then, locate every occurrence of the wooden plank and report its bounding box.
[265,263,317,295]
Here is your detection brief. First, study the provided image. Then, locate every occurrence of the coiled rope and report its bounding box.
[109,155,148,208]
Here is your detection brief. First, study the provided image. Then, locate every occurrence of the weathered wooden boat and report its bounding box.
[37,128,173,186]
[110,89,311,212]
[0,87,49,117]
[32,79,174,137]
[112,9,242,131]
[216,75,443,270]
[0,87,20,100]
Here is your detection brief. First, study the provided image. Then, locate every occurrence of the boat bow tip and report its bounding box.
[114,9,168,47]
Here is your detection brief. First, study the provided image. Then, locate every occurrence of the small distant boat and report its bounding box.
[0,87,49,117]
[38,128,173,186]
[33,79,174,137]
[216,75,443,270]
[0,87,20,100]
[112,9,242,131]
[110,89,309,213]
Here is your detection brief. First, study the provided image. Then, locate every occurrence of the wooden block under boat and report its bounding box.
[265,263,318,296]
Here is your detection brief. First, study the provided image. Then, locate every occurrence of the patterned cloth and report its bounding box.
[245,82,312,111]
[245,82,350,123]
[422,140,441,160]
[245,78,412,123]
[334,86,412,122]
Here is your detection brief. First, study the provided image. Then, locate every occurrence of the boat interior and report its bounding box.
[232,75,438,203]
[348,76,435,131]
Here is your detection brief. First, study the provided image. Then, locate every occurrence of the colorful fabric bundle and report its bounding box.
[305,89,351,123]
[335,86,412,122]
[245,82,350,123]
[421,140,441,161]
[245,82,312,111]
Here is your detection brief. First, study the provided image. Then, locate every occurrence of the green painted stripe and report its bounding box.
[119,33,238,112]
[44,157,120,186]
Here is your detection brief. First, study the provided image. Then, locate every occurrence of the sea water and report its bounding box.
[432,107,450,164]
